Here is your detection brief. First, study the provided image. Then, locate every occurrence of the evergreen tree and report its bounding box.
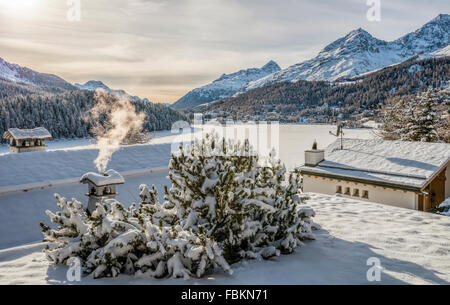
[40,132,318,279]
[379,98,407,140]
[407,89,439,142]
[380,89,442,142]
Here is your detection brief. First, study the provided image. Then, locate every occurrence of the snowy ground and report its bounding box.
[4,125,447,285]
[0,170,170,250]
[0,193,448,285]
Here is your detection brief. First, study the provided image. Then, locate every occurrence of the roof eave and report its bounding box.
[80,179,125,187]
[299,168,423,193]
[420,157,450,191]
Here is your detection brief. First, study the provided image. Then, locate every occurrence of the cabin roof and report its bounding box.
[80,169,125,187]
[3,127,52,140]
[299,138,450,189]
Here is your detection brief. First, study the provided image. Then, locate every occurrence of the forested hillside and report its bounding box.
[0,78,76,98]
[206,57,449,116]
[0,90,186,143]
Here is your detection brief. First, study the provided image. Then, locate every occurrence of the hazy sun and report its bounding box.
[0,0,39,16]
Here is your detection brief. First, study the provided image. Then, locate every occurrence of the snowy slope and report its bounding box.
[0,57,76,91]
[74,80,151,102]
[0,142,172,190]
[243,14,450,91]
[0,193,448,284]
[171,60,280,109]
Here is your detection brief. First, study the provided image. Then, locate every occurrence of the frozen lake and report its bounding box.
[0,125,374,169]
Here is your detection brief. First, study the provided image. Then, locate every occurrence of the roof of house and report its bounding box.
[3,127,52,140]
[299,138,450,189]
[80,169,125,187]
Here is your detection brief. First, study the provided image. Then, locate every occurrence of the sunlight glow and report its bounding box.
[0,0,39,17]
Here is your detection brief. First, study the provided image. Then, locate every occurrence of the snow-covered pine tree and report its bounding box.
[41,132,317,279]
[380,97,408,140]
[135,182,232,279]
[41,194,149,278]
[40,194,89,263]
[254,151,317,255]
[380,90,442,143]
[164,133,273,263]
[407,89,439,142]
[400,101,417,141]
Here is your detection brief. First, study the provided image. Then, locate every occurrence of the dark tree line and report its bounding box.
[207,57,450,116]
[0,90,186,143]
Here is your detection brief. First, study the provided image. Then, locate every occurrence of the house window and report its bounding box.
[353,189,360,197]
[344,187,350,195]
[362,190,369,199]
[336,186,342,194]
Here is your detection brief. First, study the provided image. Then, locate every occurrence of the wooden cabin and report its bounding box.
[3,127,52,153]
[299,139,450,212]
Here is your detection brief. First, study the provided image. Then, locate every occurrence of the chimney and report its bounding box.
[80,169,125,215]
[304,149,324,167]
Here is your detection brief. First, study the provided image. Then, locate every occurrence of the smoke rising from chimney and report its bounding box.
[88,91,145,173]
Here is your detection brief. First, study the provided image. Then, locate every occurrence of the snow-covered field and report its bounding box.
[0,194,448,285]
[2,124,448,285]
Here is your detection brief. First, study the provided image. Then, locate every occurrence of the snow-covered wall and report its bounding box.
[0,143,171,190]
[303,175,417,210]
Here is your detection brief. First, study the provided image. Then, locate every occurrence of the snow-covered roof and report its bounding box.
[3,128,52,140]
[80,169,125,187]
[300,138,450,188]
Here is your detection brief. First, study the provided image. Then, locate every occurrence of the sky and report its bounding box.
[0,0,448,103]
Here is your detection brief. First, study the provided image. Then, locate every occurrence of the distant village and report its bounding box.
[199,103,381,128]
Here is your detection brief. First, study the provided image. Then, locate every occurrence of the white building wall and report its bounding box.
[302,175,417,210]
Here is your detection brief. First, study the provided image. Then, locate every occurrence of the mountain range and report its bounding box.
[0,58,150,102]
[74,80,150,103]
[174,14,450,109]
[0,57,77,92]
[170,60,281,109]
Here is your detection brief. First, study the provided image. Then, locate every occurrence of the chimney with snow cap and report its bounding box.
[304,140,324,167]
[80,169,125,214]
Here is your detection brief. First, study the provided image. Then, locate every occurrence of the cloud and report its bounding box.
[0,0,448,102]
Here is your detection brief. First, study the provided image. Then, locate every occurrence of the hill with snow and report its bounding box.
[75,80,151,103]
[171,60,280,109]
[205,56,449,117]
[0,57,76,92]
[243,14,449,91]
[0,57,151,103]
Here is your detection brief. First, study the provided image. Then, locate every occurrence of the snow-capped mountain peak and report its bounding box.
[261,60,281,72]
[319,27,387,57]
[171,60,280,109]
[242,14,449,92]
[74,80,150,103]
[395,13,450,54]
[74,80,110,91]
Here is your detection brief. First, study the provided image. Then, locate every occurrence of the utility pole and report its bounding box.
[329,122,344,149]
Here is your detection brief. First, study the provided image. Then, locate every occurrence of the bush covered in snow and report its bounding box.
[40,133,318,279]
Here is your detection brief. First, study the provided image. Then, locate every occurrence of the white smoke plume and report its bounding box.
[89,91,146,173]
